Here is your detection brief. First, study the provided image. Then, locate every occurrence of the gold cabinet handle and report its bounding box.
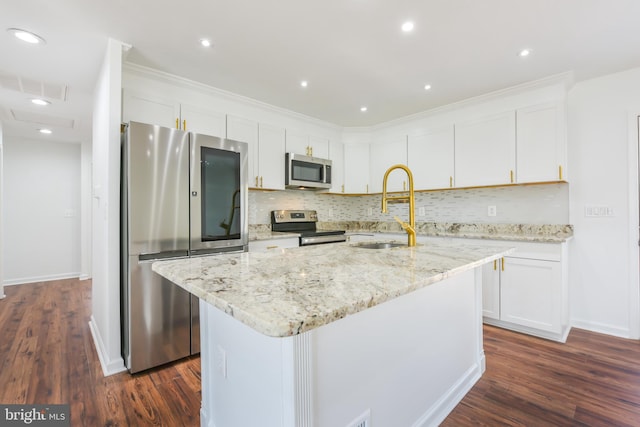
[493,260,497,270]
[260,176,264,188]
[266,245,278,250]
[559,165,563,180]
[366,184,369,193]
[311,146,313,156]
[176,118,179,129]
[183,119,186,131]
[255,176,259,187]
[341,184,345,193]
[501,258,505,271]
[450,176,453,188]
[510,170,514,183]
[403,181,406,191]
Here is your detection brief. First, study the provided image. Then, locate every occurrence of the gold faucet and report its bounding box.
[381,164,416,247]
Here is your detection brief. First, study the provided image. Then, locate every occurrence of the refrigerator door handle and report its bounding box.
[139,250,189,262]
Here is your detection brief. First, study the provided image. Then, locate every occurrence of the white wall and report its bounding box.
[89,38,126,376]
[0,122,4,298]
[80,139,92,280]
[3,138,80,285]
[568,67,640,338]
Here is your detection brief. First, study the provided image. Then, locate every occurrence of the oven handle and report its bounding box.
[300,234,347,246]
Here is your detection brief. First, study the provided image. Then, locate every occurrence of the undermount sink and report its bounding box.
[352,242,407,250]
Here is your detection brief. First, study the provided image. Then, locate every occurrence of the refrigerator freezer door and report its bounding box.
[126,122,190,256]
[125,255,192,373]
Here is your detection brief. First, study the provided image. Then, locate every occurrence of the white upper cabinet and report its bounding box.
[122,90,180,128]
[369,135,408,193]
[516,103,566,183]
[308,135,330,159]
[226,115,259,187]
[285,129,329,159]
[407,125,455,190]
[328,139,345,194]
[454,111,516,187]
[257,123,286,190]
[180,103,226,137]
[122,90,225,137]
[285,129,309,156]
[227,117,285,190]
[343,143,370,194]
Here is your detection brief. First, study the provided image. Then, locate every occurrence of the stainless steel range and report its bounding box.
[271,210,346,246]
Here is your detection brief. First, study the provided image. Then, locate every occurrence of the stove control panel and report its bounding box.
[271,210,318,223]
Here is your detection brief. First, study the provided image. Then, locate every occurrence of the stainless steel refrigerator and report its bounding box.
[121,121,248,373]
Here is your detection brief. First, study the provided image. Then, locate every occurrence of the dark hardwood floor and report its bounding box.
[0,279,200,426]
[1,278,639,426]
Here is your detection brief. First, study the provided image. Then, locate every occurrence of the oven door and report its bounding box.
[190,133,248,255]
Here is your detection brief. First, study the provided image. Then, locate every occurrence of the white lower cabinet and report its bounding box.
[248,237,299,252]
[480,241,569,342]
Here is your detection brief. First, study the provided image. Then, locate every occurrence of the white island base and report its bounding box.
[199,268,484,427]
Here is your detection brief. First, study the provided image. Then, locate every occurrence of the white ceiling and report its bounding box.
[2,0,640,144]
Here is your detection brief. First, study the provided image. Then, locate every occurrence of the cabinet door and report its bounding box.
[328,139,345,194]
[454,111,516,187]
[482,260,501,320]
[285,129,309,156]
[227,115,259,187]
[122,90,180,129]
[369,136,408,193]
[408,126,455,190]
[180,103,226,137]
[248,238,299,252]
[257,123,285,190]
[308,135,329,159]
[516,103,565,183]
[343,143,370,193]
[500,257,562,333]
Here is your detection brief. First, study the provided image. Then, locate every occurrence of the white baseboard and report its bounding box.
[79,274,91,281]
[89,315,127,377]
[412,362,483,427]
[3,272,81,286]
[570,319,631,339]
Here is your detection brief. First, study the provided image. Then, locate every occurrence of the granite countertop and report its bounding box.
[153,240,514,338]
[318,221,574,243]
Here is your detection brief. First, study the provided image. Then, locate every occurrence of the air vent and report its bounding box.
[10,109,75,129]
[346,409,371,427]
[0,71,68,101]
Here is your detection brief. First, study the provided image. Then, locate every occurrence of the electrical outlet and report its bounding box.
[418,206,426,216]
[328,208,333,218]
[487,206,497,217]
[585,205,614,217]
[367,207,373,216]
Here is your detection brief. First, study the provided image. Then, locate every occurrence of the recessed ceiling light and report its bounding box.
[200,38,212,47]
[401,21,414,32]
[360,106,368,112]
[300,80,308,88]
[31,98,50,106]
[39,128,52,134]
[7,28,45,44]
[519,48,531,57]
[424,84,432,91]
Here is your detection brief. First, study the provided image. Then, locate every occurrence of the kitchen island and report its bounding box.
[153,239,513,427]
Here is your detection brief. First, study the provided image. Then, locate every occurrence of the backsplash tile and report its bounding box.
[249,183,569,225]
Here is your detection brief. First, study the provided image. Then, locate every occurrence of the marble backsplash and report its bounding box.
[249,183,569,225]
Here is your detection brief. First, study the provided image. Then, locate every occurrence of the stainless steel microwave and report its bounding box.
[285,153,332,190]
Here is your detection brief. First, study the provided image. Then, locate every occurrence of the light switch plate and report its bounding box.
[487,206,497,217]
